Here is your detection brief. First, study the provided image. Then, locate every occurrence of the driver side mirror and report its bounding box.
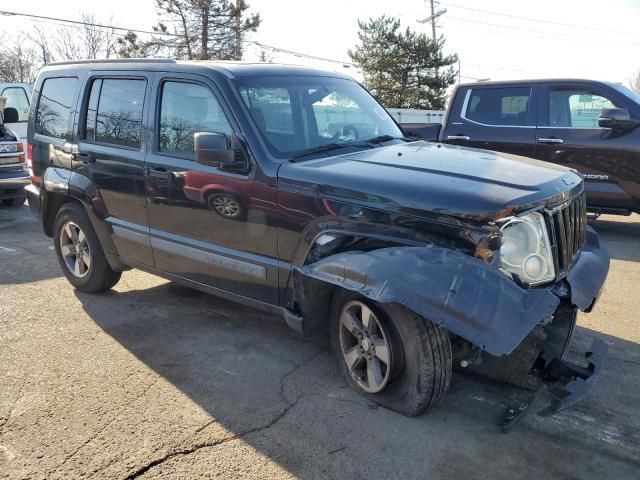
[598,108,631,128]
[194,132,246,169]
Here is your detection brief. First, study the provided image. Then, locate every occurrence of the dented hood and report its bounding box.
[278,141,583,221]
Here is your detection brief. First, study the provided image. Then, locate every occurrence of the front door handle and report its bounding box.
[71,152,95,163]
[538,137,564,144]
[147,167,172,180]
[447,135,471,141]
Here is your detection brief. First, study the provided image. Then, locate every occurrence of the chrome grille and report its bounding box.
[547,193,587,275]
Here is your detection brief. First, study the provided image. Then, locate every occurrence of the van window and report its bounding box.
[85,78,146,148]
[549,89,618,128]
[1,87,30,122]
[158,81,231,157]
[465,87,532,126]
[35,77,78,139]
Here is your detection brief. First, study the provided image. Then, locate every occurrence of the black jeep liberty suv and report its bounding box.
[24,59,610,426]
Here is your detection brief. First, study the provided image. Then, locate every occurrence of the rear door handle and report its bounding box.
[71,152,95,163]
[446,135,471,141]
[538,137,564,144]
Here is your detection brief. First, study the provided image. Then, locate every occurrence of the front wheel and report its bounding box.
[331,291,452,417]
[53,202,121,293]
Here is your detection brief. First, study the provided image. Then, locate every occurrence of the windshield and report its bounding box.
[610,83,640,106]
[235,75,404,160]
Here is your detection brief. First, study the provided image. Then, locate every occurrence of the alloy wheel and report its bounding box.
[339,300,392,393]
[59,221,91,278]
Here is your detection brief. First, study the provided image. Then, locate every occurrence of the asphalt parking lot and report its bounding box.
[1,204,639,479]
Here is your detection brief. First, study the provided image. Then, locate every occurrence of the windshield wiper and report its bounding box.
[289,135,412,162]
[289,142,370,162]
[364,134,413,144]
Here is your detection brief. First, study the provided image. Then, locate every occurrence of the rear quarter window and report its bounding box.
[35,77,78,140]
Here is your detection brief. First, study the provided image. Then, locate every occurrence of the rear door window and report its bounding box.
[465,87,533,126]
[36,77,78,139]
[84,78,146,148]
[1,87,30,122]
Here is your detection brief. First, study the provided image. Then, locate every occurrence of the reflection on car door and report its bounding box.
[441,84,537,157]
[144,74,279,303]
[535,83,640,211]
[75,73,154,266]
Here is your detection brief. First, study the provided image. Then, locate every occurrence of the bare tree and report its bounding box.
[29,12,121,64]
[0,35,40,84]
[629,69,640,94]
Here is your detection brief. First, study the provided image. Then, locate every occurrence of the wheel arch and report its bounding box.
[292,245,561,357]
[42,167,126,271]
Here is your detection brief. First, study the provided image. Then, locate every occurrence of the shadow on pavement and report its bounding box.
[75,283,640,479]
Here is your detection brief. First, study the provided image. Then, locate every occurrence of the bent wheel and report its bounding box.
[331,291,452,417]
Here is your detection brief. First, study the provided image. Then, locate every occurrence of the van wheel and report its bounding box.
[53,202,121,293]
[206,193,245,220]
[330,291,452,416]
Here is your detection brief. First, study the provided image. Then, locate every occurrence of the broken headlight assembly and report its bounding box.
[499,212,555,286]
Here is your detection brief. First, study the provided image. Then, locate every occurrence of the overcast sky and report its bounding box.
[2,0,639,86]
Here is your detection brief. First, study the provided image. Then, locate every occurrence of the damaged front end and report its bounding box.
[294,197,610,427]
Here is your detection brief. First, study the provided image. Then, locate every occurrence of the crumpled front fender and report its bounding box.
[297,246,561,356]
[295,223,609,360]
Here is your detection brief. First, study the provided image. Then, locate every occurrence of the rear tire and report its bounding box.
[330,290,452,416]
[2,195,26,206]
[53,202,121,293]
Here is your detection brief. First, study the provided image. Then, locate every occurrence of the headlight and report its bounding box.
[499,212,555,285]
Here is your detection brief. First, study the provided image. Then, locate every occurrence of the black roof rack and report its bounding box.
[47,58,176,66]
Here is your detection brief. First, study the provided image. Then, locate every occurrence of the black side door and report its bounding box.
[74,71,154,265]
[144,73,279,304]
[441,84,538,157]
[535,82,640,213]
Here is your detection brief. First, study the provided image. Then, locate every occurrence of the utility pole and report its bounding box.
[429,0,437,42]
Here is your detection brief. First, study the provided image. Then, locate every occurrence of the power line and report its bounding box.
[445,17,640,46]
[0,9,180,37]
[440,1,640,38]
[0,9,360,68]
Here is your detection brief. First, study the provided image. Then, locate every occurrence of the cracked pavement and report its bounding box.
[1,204,639,479]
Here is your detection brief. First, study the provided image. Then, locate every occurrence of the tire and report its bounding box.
[2,194,26,206]
[330,290,452,417]
[53,202,121,293]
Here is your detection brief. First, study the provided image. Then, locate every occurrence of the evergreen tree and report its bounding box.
[349,16,458,110]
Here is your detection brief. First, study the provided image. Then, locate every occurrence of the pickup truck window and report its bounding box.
[1,87,29,122]
[465,87,532,126]
[236,76,403,159]
[549,89,617,128]
[36,77,78,140]
[159,81,232,157]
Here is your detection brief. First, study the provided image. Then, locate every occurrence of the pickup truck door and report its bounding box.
[441,84,537,157]
[535,82,640,213]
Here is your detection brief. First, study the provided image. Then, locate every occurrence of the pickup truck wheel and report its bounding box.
[53,203,121,293]
[331,291,452,416]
